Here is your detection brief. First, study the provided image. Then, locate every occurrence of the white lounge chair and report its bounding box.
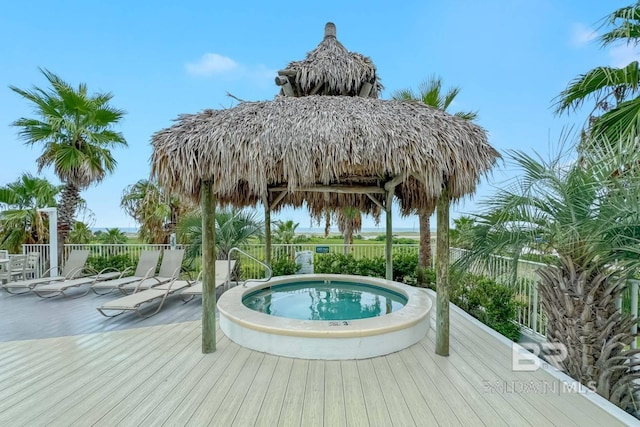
[119,249,185,295]
[97,268,193,318]
[90,250,161,295]
[181,260,236,302]
[30,265,128,298]
[2,250,90,295]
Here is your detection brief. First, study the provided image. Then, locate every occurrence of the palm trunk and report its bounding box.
[418,210,432,268]
[57,183,81,262]
[536,257,640,412]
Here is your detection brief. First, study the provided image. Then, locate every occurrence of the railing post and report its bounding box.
[631,279,638,350]
[532,280,539,334]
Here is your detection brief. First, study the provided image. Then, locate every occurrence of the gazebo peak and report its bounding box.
[324,22,336,39]
[275,22,383,98]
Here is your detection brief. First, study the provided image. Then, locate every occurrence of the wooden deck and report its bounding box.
[0,292,634,426]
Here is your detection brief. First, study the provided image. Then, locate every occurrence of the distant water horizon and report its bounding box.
[92,226,428,234]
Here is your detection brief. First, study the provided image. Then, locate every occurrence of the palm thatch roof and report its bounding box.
[276,23,382,98]
[151,95,498,215]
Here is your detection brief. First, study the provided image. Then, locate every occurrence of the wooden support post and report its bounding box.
[365,193,384,210]
[201,180,217,353]
[436,185,450,356]
[385,190,393,281]
[275,75,295,97]
[359,82,373,98]
[264,201,272,265]
[382,174,407,281]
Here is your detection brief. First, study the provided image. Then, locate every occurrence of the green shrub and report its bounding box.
[293,235,312,243]
[314,252,419,282]
[415,266,436,287]
[373,235,417,244]
[271,255,299,276]
[392,252,418,282]
[450,273,521,341]
[314,253,362,275]
[87,255,137,275]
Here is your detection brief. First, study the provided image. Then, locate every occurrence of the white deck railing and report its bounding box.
[21,242,639,342]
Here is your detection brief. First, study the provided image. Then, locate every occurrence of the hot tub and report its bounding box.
[217,274,432,360]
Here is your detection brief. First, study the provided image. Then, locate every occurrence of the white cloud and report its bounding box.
[569,23,598,47]
[186,53,238,76]
[185,53,277,88]
[608,43,640,67]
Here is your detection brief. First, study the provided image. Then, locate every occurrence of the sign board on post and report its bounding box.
[315,246,330,254]
[295,250,314,274]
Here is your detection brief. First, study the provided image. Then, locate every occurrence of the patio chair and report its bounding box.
[0,255,27,284]
[97,268,194,318]
[119,249,185,295]
[181,260,236,302]
[90,250,161,295]
[22,252,41,279]
[2,250,90,295]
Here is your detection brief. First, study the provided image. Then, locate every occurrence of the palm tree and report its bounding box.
[272,220,299,244]
[10,69,127,253]
[97,228,127,244]
[336,207,362,250]
[0,173,61,253]
[392,75,478,269]
[449,216,476,250]
[121,179,188,244]
[177,208,264,262]
[68,221,94,244]
[556,2,640,140]
[458,135,640,413]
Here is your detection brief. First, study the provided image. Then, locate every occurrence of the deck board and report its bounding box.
[231,353,279,426]
[323,361,347,427]
[0,290,633,426]
[277,358,309,427]
[253,357,293,427]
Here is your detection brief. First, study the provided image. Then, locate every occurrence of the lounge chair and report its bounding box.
[30,265,130,298]
[90,250,161,295]
[181,260,236,302]
[97,268,194,318]
[118,249,185,295]
[2,250,90,295]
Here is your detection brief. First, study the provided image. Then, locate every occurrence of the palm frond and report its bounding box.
[555,62,640,114]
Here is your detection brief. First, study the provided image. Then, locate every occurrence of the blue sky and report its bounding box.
[0,0,636,231]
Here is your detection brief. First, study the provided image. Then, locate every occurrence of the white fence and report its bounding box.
[22,243,639,341]
[450,248,547,337]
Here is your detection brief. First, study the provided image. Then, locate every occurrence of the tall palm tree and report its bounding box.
[556,2,640,140]
[392,76,478,269]
[121,179,187,244]
[10,69,127,252]
[336,207,362,249]
[458,135,640,413]
[0,173,61,253]
[177,208,264,262]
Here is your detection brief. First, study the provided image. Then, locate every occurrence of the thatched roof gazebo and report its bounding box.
[275,22,382,98]
[150,23,499,356]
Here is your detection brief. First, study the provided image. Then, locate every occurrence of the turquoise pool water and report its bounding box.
[242,280,407,321]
